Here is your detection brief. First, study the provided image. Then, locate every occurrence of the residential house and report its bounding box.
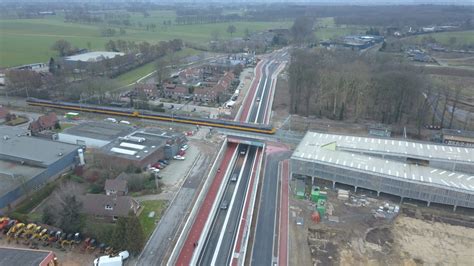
[28,112,58,135]
[178,68,202,86]
[105,179,128,196]
[81,194,140,221]
[135,83,158,98]
[163,84,189,100]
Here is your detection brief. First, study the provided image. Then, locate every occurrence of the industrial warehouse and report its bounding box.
[291,132,474,210]
[0,127,81,209]
[57,121,187,168]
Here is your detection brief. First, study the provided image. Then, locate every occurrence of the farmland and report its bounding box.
[404,30,474,48]
[0,10,291,67]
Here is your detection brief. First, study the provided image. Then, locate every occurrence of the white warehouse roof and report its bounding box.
[292,132,474,193]
[64,52,125,62]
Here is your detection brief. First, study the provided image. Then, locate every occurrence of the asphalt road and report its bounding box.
[198,145,254,265]
[135,153,209,266]
[213,146,258,265]
[251,151,291,266]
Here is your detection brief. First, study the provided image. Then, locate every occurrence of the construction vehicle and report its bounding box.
[2,219,17,234]
[6,223,25,243]
[98,243,116,256]
[0,217,9,230]
[87,239,97,253]
[60,233,77,250]
[81,238,97,253]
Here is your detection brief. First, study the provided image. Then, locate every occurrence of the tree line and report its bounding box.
[288,49,440,135]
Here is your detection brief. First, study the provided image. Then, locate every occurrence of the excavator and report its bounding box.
[81,238,97,253]
[6,223,25,243]
[2,219,17,234]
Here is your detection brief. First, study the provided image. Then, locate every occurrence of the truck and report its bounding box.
[93,251,129,266]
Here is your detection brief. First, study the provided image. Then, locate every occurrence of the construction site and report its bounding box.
[288,131,474,265]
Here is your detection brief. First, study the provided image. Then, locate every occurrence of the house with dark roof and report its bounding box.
[105,179,128,196]
[28,112,58,135]
[81,194,140,221]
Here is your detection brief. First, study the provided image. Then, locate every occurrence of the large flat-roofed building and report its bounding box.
[0,127,80,209]
[64,51,124,62]
[57,121,135,148]
[98,128,187,168]
[0,247,56,266]
[291,132,474,210]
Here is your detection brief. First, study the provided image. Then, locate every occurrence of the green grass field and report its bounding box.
[113,48,199,86]
[406,30,474,48]
[138,200,167,238]
[0,11,291,67]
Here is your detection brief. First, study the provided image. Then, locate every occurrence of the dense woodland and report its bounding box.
[288,50,436,132]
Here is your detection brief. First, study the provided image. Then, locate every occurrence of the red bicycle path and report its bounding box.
[175,142,237,266]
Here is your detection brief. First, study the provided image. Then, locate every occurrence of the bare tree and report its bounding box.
[226,25,237,37]
[448,87,463,129]
[51,39,72,56]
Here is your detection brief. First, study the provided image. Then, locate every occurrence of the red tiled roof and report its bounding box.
[0,106,9,119]
[165,85,188,94]
[29,112,58,132]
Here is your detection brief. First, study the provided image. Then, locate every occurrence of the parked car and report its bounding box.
[174,155,185,160]
[181,144,189,151]
[178,150,186,156]
[152,163,164,169]
[158,160,169,165]
[220,200,229,210]
[149,168,160,173]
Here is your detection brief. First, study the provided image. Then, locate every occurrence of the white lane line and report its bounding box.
[457,175,464,179]
[210,149,250,265]
[467,176,474,181]
[429,177,432,183]
[448,173,455,177]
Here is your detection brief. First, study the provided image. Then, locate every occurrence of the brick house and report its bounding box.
[163,84,189,100]
[81,194,140,221]
[28,112,58,135]
[105,179,128,196]
[135,83,158,98]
